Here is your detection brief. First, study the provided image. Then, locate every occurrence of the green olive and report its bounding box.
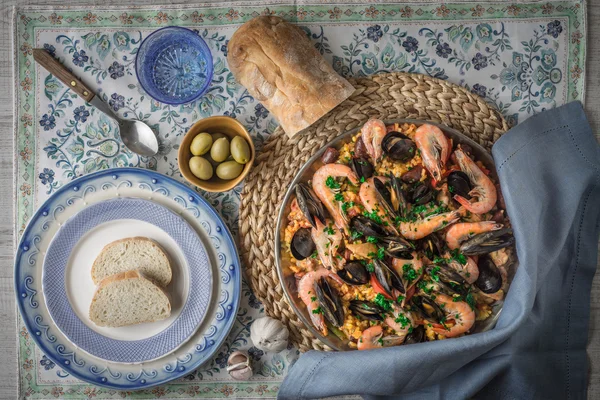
[190,132,213,156]
[189,156,213,180]
[216,160,244,180]
[230,136,251,164]
[211,137,230,163]
[211,133,227,142]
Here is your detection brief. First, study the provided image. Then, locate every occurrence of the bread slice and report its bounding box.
[89,270,171,327]
[91,237,171,287]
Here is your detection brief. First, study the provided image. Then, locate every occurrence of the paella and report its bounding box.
[282,119,515,350]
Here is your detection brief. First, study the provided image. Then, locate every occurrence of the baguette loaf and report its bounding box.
[91,237,171,287]
[227,16,355,137]
[89,270,171,327]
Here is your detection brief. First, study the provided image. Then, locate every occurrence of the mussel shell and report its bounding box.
[382,131,416,162]
[410,295,445,322]
[460,228,515,255]
[295,183,326,228]
[418,233,444,259]
[349,300,384,321]
[337,261,369,285]
[389,175,409,218]
[426,264,467,286]
[350,215,387,238]
[351,157,374,180]
[315,277,345,327]
[374,177,397,219]
[475,256,502,294]
[447,171,471,199]
[404,325,425,345]
[373,259,405,295]
[380,237,414,258]
[290,228,315,260]
[410,183,434,205]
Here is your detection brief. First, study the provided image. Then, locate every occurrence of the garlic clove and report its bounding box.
[227,351,253,380]
[250,316,289,353]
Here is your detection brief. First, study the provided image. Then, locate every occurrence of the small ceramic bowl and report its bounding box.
[178,116,255,192]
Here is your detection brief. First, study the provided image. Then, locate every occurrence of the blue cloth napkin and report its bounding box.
[278,101,600,399]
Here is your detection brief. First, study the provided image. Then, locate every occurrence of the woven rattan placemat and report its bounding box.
[239,72,509,351]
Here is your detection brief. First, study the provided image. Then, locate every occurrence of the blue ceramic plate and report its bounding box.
[43,198,212,363]
[15,168,241,389]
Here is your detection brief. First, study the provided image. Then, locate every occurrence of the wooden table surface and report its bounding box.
[0,1,598,398]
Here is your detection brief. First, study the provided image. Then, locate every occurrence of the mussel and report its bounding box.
[295,183,326,228]
[349,300,384,321]
[475,256,502,294]
[426,264,468,296]
[337,261,369,285]
[351,157,374,180]
[315,277,345,327]
[373,176,409,219]
[410,295,445,323]
[373,259,405,295]
[382,131,416,162]
[447,171,471,199]
[460,228,515,255]
[403,325,425,345]
[350,215,387,238]
[409,183,434,205]
[379,236,414,258]
[290,228,315,260]
[418,233,444,259]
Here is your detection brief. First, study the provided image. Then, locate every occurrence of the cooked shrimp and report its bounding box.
[437,183,451,207]
[312,219,344,270]
[414,124,450,181]
[361,118,387,162]
[357,326,383,350]
[444,252,479,283]
[312,164,360,235]
[453,148,497,214]
[431,293,475,338]
[298,268,335,336]
[399,210,461,240]
[445,221,503,250]
[392,252,423,295]
[385,305,415,342]
[359,177,399,235]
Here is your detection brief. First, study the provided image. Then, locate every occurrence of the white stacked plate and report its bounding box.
[15,168,241,389]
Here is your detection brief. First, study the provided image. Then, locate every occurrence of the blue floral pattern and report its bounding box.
[18,6,583,392]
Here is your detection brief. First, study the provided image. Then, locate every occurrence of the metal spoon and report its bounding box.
[33,48,159,157]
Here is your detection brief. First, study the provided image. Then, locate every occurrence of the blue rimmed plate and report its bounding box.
[43,198,212,363]
[15,168,241,389]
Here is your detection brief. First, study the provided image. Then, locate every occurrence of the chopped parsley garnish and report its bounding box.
[429,265,441,282]
[378,337,384,345]
[349,229,363,241]
[465,292,476,310]
[325,176,340,189]
[374,293,392,311]
[366,263,375,273]
[450,249,467,265]
[310,251,318,259]
[363,209,383,224]
[310,296,317,302]
[312,307,323,314]
[360,176,366,183]
[377,247,385,260]
[324,225,335,235]
[417,280,434,294]
[394,313,411,328]
[366,236,378,243]
[396,295,405,303]
[402,263,417,282]
[334,193,344,202]
[342,201,355,214]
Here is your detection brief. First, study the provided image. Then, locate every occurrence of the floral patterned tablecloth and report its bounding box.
[13,1,586,398]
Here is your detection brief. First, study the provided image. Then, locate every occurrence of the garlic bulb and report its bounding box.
[227,351,253,380]
[250,316,289,353]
